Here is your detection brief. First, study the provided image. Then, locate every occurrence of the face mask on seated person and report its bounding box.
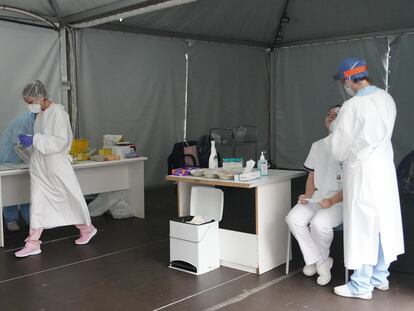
[329,120,336,132]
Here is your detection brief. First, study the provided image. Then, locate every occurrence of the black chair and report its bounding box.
[167,140,198,174]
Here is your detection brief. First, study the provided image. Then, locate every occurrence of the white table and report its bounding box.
[0,157,147,247]
[166,169,305,275]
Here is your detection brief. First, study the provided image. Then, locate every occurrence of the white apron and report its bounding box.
[326,87,404,269]
[29,103,91,229]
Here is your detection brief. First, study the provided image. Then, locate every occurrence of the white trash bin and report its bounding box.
[169,186,224,275]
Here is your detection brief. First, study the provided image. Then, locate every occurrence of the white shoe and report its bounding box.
[7,221,20,232]
[375,284,389,291]
[316,257,333,286]
[303,264,317,276]
[334,284,372,300]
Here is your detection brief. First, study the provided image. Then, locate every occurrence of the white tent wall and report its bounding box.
[75,28,187,186]
[0,20,62,134]
[186,41,269,161]
[270,38,388,169]
[389,34,414,164]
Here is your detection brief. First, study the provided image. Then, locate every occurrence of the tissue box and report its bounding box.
[234,170,261,182]
[111,145,131,159]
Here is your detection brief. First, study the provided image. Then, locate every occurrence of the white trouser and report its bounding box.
[285,202,343,265]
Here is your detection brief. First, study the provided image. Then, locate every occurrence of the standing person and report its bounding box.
[329,58,404,299]
[15,80,97,258]
[0,111,34,231]
[286,105,343,286]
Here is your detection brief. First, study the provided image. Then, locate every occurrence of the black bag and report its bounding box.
[167,140,198,174]
[397,151,414,195]
[196,135,221,168]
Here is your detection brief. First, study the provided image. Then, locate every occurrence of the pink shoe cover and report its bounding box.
[15,245,41,258]
[75,226,97,245]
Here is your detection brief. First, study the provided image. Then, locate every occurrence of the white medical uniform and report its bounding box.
[30,103,91,229]
[286,138,343,265]
[327,86,404,270]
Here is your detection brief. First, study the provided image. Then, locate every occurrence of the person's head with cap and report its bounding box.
[22,80,52,113]
[333,57,371,97]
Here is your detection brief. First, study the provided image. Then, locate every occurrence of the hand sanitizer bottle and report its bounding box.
[209,140,218,169]
[258,151,268,176]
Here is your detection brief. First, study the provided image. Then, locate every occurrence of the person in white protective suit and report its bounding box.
[14,80,97,258]
[286,105,343,286]
[327,58,404,299]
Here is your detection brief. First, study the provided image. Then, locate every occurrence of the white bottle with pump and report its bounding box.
[258,151,268,176]
[208,140,218,169]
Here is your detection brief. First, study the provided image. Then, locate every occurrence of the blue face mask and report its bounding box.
[329,120,336,132]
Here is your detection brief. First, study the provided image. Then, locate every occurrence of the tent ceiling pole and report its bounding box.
[0,16,56,30]
[95,23,271,48]
[0,5,58,29]
[274,26,414,49]
[63,0,151,23]
[64,0,195,25]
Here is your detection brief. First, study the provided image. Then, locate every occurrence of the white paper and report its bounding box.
[186,215,213,225]
[243,159,256,173]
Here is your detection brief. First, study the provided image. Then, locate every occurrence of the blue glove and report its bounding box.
[18,134,33,148]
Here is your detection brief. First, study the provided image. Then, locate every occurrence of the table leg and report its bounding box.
[256,180,291,274]
[126,161,145,218]
[177,182,192,216]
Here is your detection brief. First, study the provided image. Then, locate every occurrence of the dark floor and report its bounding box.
[1,185,413,311]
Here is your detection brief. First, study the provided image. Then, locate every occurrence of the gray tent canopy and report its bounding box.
[1,0,414,47]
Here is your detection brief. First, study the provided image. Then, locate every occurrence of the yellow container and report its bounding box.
[70,138,89,155]
[77,152,90,161]
[98,148,112,155]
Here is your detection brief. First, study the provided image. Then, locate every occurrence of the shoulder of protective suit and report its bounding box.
[313,137,326,146]
[50,103,66,113]
[340,98,353,109]
[376,88,392,97]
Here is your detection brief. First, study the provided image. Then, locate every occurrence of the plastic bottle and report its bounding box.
[208,140,218,169]
[258,151,268,176]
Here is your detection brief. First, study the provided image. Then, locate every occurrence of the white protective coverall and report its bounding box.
[30,103,91,229]
[327,86,404,270]
[286,138,343,265]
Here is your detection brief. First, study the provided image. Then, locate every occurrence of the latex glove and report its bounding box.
[18,134,33,148]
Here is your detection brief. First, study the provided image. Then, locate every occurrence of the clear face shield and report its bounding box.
[333,73,351,101]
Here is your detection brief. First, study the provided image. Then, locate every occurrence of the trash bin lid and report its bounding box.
[190,186,224,221]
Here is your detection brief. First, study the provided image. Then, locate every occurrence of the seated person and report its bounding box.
[285,105,343,286]
[0,111,35,231]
